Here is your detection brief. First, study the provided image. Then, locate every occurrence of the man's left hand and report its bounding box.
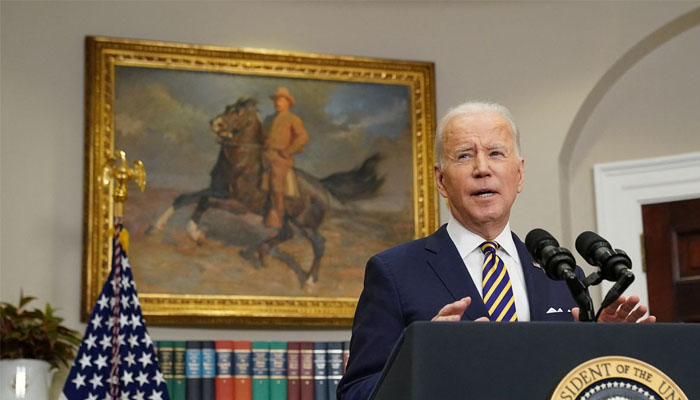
[572,295,656,323]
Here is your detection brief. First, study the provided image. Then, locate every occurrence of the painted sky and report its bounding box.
[114,66,413,212]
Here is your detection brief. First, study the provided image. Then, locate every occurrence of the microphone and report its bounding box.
[525,228,577,281]
[575,231,635,312]
[525,228,595,321]
[575,231,634,282]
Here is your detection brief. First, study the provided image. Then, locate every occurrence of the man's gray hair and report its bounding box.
[434,101,521,167]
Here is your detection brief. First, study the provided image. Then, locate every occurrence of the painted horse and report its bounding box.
[149,97,384,288]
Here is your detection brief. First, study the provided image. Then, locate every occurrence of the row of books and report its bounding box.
[155,340,350,400]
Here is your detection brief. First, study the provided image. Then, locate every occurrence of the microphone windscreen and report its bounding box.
[575,231,607,259]
[525,228,558,257]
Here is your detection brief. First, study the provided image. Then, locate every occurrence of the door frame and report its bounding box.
[593,151,700,310]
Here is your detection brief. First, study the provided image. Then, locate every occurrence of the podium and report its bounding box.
[371,322,700,399]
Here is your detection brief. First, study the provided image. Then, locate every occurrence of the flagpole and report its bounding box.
[103,150,146,399]
[61,150,169,400]
[102,149,146,218]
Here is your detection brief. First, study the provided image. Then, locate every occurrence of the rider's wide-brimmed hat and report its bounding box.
[270,87,296,107]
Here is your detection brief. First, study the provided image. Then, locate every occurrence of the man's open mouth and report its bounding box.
[473,190,496,198]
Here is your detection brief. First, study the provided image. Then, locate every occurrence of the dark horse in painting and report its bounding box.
[149,97,384,288]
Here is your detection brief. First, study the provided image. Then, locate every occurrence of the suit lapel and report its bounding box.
[425,225,488,320]
[513,232,549,321]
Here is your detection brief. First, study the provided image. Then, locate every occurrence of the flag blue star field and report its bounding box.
[61,220,170,400]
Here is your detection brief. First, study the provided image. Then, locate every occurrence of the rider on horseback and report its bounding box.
[262,87,310,229]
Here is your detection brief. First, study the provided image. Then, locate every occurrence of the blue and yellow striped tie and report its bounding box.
[480,241,518,322]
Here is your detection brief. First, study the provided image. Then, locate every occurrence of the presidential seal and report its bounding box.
[550,356,687,400]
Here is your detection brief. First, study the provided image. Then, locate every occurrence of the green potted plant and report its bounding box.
[0,292,81,400]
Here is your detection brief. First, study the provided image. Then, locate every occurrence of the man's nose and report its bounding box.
[472,153,491,177]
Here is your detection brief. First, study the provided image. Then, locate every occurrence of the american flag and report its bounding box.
[61,219,169,400]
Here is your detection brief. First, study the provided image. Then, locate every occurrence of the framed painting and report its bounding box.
[82,36,438,326]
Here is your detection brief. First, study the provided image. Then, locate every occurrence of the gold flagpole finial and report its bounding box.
[102,150,146,217]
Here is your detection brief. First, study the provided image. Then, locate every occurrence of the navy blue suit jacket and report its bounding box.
[337,225,583,400]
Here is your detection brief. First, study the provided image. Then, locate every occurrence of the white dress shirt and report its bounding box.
[446,217,531,321]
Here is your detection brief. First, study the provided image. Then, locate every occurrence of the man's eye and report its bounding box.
[490,151,504,157]
[458,154,472,160]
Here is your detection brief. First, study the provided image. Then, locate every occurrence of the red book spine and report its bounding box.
[215,341,234,400]
[233,340,253,400]
[299,342,314,400]
[287,342,301,400]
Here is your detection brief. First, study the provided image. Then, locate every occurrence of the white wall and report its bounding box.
[568,13,700,277]
[2,0,699,371]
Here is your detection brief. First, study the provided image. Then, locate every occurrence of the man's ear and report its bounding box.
[434,163,448,198]
[516,158,525,193]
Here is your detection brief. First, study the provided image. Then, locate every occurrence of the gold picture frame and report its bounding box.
[82,36,438,327]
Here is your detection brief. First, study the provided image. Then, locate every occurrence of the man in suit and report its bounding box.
[337,101,655,400]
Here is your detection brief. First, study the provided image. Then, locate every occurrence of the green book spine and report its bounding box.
[155,340,163,367]
[159,341,175,398]
[252,341,270,400]
[173,341,187,400]
[269,341,287,400]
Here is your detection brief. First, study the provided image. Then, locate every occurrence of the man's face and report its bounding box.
[434,111,524,238]
[274,96,290,112]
